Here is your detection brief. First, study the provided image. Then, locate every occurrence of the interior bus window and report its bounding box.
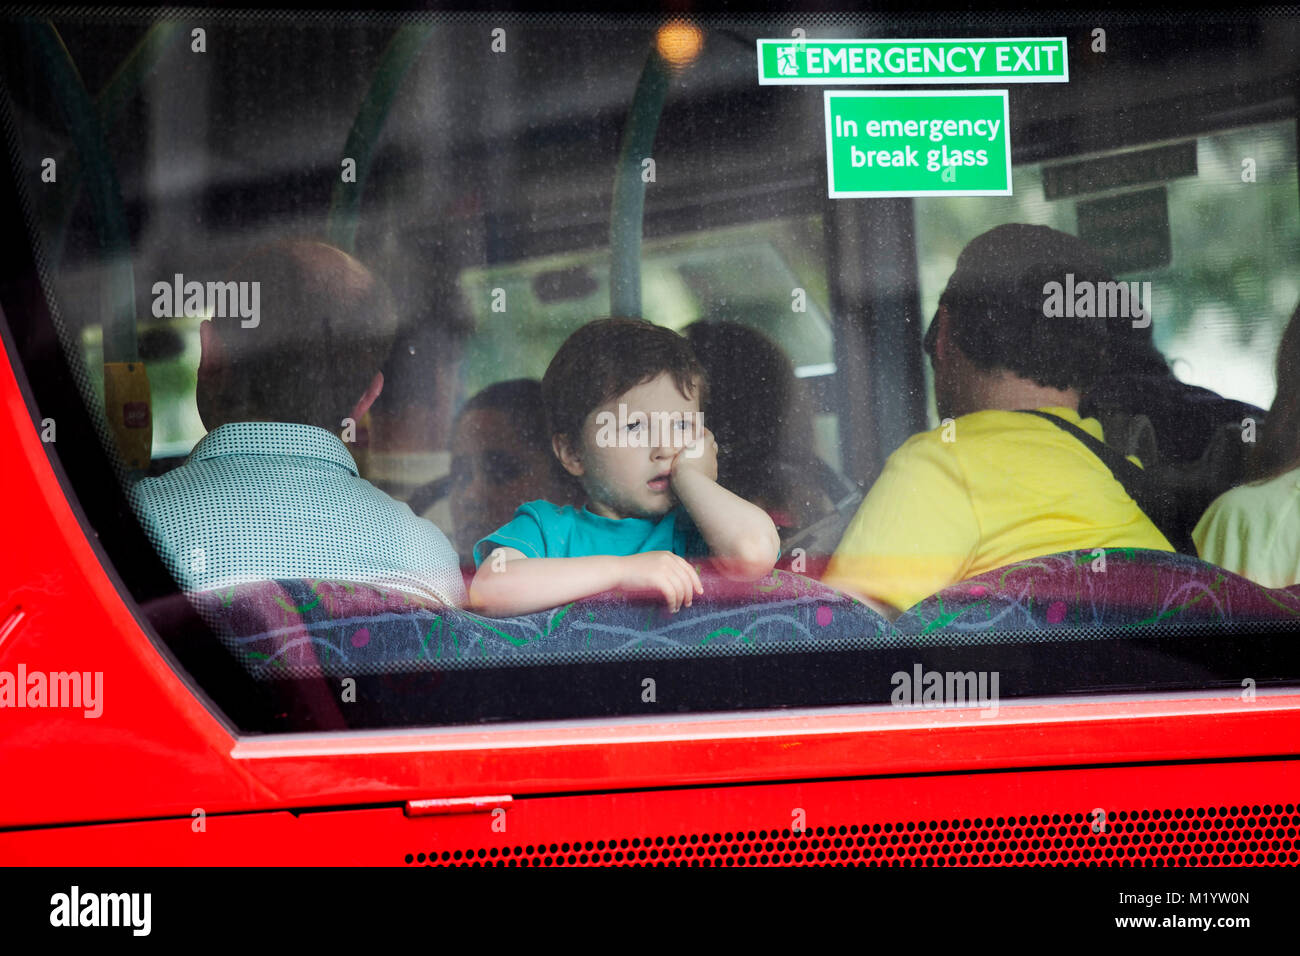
[1,11,1298,732]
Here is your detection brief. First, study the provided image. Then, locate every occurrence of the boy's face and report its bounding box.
[557,372,702,521]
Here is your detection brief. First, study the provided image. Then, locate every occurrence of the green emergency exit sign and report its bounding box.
[758,38,1068,85]
[824,91,1012,198]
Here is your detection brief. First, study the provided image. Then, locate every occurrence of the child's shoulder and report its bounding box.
[475,500,582,564]
[516,498,581,527]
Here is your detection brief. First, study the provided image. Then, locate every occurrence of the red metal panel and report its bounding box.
[227,695,1300,809]
[0,347,270,827]
[1,760,1295,865]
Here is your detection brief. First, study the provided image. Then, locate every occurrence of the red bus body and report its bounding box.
[3,345,1297,866]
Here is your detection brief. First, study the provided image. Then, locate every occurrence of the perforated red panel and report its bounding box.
[407,803,1300,866]
[3,758,1296,866]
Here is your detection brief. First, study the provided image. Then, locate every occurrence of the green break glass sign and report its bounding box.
[823,91,1013,198]
[757,38,1069,85]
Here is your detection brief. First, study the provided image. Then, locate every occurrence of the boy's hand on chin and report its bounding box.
[669,426,718,484]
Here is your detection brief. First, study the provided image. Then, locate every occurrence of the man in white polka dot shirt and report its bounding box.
[131,240,466,608]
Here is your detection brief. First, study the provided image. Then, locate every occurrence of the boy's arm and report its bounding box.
[670,428,780,581]
[469,547,703,617]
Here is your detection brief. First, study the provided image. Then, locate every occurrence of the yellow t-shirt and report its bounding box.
[1193,467,1300,589]
[823,406,1174,612]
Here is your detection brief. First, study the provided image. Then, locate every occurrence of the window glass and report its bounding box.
[80,319,205,461]
[916,122,1300,425]
[457,216,842,483]
[2,10,1298,732]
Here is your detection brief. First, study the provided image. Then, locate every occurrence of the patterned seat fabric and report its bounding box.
[894,548,1300,641]
[191,569,894,679]
[191,551,1300,678]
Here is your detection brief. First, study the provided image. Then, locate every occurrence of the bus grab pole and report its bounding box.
[45,21,184,269]
[25,20,152,470]
[609,48,670,318]
[327,24,435,254]
[24,20,137,364]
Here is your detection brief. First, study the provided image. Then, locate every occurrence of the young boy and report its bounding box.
[469,318,780,617]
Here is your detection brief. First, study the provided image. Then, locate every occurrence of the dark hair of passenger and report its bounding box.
[457,378,573,482]
[1250,301,1300,482]
[202,239,399,431]
[684,319,816,509]
[927,223,1116,392]
[1105,317,1173,378]
[460,378,546,429]
[541,317,709,441]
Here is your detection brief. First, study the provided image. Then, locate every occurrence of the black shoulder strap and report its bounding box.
[1017,409,1195,554]
[1020,409,1147,484]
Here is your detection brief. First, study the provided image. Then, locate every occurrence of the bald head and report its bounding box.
[197,240,399,431]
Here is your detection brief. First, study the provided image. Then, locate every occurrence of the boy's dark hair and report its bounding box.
[542,318,708,441]
[924,223,1117,392]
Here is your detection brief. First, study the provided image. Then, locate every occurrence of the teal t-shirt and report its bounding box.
[473,499,709,567]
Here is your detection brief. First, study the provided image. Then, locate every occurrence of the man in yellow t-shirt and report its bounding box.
[824,225,1173,618]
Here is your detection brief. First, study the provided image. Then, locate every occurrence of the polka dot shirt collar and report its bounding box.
[188,421,359,476]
